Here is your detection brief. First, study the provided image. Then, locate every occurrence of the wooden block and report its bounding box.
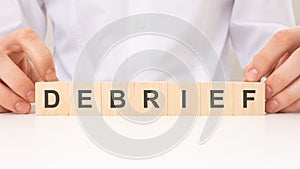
[35,82,70,116]
[35,82,265,116]
[230,82,265,116]
[133,82,168,116]
[200,82,265,116]
[101,82,135,116]
[200,82,230,116]
[69,83,101,116]
[168,82,200,116]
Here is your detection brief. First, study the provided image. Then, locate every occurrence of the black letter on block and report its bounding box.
[243,90,255,108]
[144,90,159,108]
[45,90,60,108]
[182,90,187,108]
[110,90,125,108]
[210,90,224,108]
[78,90,92,108]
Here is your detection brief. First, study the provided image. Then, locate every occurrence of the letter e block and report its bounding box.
[69,83,101,116]
[200,82,232,116]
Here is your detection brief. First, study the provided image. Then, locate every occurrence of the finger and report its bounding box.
[265,47,300,99]
[0,82,31,114]
[27,61,43,82]
[0,52,35,103]
[274,52,290,70]
[244,52,291,82]
[2,28,58,81]
[0,105,10,113]
[265,76,300,113]
[8,52,25,65]
[242,63,276,82]
[244,27,300,82]
[12,53,43,82]
[280,99,300,113]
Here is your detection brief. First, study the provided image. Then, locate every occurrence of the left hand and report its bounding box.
[244,27,300,113]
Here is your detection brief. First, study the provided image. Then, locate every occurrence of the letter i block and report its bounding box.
[133,82,168,116]
[101,82,134,116]
[69,83,101,116]
[168,83,200,116]
[35,82,70,116]
[229,82,265,116]
[200,82,232,116]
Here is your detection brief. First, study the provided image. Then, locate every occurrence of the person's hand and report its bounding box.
[244,27,300,113]
[0,28,58,114]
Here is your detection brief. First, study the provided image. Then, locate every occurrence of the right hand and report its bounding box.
[0,28,58,114]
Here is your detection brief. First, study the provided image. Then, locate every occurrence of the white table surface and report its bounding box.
[1,111,300,169]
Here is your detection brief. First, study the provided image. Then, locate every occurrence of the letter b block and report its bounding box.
[35,82,265,116]
[101,82,134,116]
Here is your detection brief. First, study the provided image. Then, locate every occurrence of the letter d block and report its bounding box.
[35,82,70,116]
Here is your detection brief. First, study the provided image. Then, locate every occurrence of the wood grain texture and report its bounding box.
[101,82,135,116]
[35,82,70,116]
[168,83,200,116]
[35,82,265,116]
[133,82,168,116]
[200,82,232,116]
[69,83,101,116]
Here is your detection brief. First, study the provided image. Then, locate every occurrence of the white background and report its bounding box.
[1,114,300,169]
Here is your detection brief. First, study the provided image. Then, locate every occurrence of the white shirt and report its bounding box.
[0,0,296,81]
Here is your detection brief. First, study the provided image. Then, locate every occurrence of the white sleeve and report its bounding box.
[0,0,47,39]
[230,0,296,69]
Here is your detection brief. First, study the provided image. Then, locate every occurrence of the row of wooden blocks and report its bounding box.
[35,82,265,116]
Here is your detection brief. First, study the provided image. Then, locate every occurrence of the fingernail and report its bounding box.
[265,86,272,99]
[266,100,278,113]
[45,69,57,81]
[26,90,35,103]
[246,69,258,81]
[15,102,30,114]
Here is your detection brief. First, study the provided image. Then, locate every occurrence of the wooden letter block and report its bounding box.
[35,82,70,116]
[69,83,101,116]
[200,82,231,116]
[133,82,168,116]
[168,83,200,116]
[35,82,265,116]
[200,82,265,116]
[230,82,265,116]
[101,82,134,116]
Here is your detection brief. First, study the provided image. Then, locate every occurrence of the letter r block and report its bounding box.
[133,82,168,116]
[35,82,70,116]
